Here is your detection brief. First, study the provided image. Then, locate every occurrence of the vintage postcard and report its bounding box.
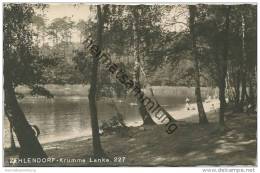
[2,1,257,170]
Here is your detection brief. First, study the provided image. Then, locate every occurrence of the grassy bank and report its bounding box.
[5,110,256,166]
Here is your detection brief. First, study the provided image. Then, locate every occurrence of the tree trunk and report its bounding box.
[109,100,127,128]
[234,72,242,112]
[132,8,156,125]
[88,5,105,157]
[219,79,226,126]
[139,65,177,122]
[248,64,256,109]
[241,75,247,105]
[9,120,16,151]
[189,5,208,124]
[248,78,255,108]
[218,6,231,127]
[4,81,47,158]
[225,69,236,102]
[240,13,248,107]
[149,88,177,122]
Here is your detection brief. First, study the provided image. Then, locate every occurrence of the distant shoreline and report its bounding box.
[15,84,218,98]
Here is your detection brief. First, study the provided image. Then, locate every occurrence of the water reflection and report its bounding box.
[3,95,194,147]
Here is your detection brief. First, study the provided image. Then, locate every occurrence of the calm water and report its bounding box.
[4,86,216,148]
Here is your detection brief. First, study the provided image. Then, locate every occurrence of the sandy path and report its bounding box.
[168,99,220,120]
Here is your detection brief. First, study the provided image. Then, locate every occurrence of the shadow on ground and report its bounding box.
[5,111,257,166]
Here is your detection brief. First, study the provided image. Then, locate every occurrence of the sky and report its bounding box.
[35,4,188,44]
[35,3,93,43]
[37,3,92,23]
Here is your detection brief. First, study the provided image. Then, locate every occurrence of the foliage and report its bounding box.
[3,3,54,98]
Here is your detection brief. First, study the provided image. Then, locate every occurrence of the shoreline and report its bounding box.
[4,99,220,148]
[15,84,217,98]
[4,111,256,166]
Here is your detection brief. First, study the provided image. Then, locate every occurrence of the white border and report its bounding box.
[0,1,258,173]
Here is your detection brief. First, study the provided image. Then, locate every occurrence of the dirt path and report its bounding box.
[168,99,220,121]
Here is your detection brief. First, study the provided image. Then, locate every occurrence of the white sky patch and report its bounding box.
[36,3,92,24]
[161,5,188,32]
[34,4,187,44]
[35,3,93,43]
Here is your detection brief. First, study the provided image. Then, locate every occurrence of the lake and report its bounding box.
[4,85,217,148]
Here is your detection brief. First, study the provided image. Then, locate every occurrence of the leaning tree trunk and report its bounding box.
[109,100,127,128]
[189,5,208,124]
[5,110,16,151]
[4,80,47,158]
[9,119,16,151]
[87,5,105,157]
[132,8,156,125]
[149,88,177,122]
[139,65,177,122]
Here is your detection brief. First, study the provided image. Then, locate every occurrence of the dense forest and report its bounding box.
[3,4,257,166]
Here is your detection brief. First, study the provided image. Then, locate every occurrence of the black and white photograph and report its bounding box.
[1,0,258,171]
